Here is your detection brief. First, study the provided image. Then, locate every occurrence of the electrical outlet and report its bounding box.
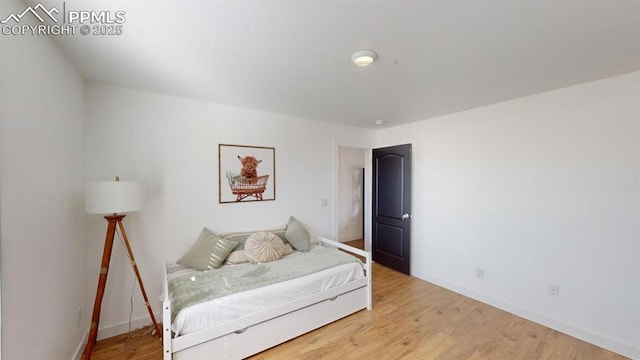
[549,284,560,297]
[475,267,485,279]
[76,308,82,325]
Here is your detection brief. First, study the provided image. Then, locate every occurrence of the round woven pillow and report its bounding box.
[244,232,286,263]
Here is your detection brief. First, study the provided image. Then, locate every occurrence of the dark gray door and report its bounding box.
[372,144,412,275]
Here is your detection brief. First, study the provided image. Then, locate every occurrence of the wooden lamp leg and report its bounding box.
[83,214,162,360]
[116,219,162,338]
[83,215,123,360]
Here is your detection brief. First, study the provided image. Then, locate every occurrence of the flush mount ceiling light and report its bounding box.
[351,50,377,66]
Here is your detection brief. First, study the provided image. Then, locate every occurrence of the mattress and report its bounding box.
[168,246,365,336]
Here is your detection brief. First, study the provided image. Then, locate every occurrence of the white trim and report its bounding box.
[71,332,88,360]
[417,271,640,360]
[96,314,160,341]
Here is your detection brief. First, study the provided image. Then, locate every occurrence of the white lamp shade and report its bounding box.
[85,181,144,214]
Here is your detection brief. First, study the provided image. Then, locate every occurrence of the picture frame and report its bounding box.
[218,144,276,203]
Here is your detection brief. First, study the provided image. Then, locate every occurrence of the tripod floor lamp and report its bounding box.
[83,177,161,360]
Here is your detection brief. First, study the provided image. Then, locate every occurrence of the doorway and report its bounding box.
[337,147,365,245]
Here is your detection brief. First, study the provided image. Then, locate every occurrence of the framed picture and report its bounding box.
[218,144,276,203]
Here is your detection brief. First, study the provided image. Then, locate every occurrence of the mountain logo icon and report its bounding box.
[1,3,59,24]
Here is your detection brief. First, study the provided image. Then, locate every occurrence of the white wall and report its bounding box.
[83,83,376,336]
[338,147,364,242]
[0,0,86,358]
[377,71,640,358]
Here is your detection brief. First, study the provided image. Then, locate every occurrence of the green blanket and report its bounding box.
[168,247,361,321]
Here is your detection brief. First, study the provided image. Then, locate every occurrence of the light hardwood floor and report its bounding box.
[91,240,627,359]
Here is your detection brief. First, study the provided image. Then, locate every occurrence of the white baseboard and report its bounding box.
[414,272,639,360]
[338,235,362,243]
[96,313,161,340]
[72,332,87,360]
[71,313,161,360]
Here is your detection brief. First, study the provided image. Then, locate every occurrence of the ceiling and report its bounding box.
[34,0,640,128]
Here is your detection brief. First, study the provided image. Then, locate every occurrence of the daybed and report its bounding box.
[161,220,372,360]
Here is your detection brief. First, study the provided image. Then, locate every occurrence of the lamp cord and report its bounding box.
[129,275,135,333]
[114,226,136,333]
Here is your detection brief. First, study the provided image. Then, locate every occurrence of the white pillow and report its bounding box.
[244,232,286,263]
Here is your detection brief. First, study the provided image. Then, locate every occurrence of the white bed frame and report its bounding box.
[161,237,372,360]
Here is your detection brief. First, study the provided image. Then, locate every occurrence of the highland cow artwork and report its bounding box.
[219,144,275,203]
[238,155,261,183]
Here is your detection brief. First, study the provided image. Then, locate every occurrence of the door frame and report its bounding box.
[332,139,374,253]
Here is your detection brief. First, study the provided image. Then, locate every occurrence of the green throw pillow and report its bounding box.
[285,216,311,252]
[177,228,239,270]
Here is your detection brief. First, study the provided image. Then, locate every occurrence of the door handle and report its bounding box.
[402,213,411,220]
